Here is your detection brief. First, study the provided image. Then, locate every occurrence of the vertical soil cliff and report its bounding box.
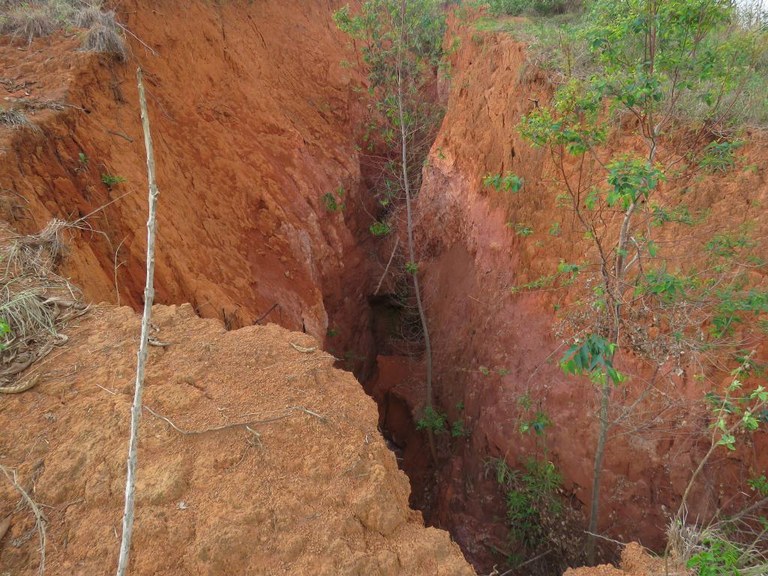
[0,0,377,375]
[378,13,768,569]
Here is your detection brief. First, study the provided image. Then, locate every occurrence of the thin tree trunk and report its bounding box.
[115,67,160,576]
[586,382,611,564]
[397,0,436,463]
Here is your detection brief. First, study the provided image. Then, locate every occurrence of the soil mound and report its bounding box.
[0,304,474,575]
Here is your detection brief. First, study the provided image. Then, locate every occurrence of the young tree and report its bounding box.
[335,0,446,459]
[515,0,768,562]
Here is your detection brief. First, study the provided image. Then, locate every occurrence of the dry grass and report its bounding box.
[0,1,127,59]
[0,4,56,42]
[667,512,768,576]
[79,9,126,60]
[0,220,87,384]
[0,108,38,131]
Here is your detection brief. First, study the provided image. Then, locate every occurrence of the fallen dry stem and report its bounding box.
[0,464,47,575]
[144,404,327,439]
[289,342,317,353]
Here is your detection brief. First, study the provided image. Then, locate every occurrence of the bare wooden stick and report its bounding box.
[374,235,400,295]
[0,464,47,575]
[115,67,160,576]
[253,303,278,324]
[144,404,327,436]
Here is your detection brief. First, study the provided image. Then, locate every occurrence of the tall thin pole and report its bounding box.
[115,67,160,576]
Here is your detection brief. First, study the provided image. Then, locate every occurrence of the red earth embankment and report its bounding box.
[369,14,768,568]
[0,0,376,372]
[2,1,767,573]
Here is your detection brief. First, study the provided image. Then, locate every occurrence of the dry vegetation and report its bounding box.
[0,220,88,391]
[0,0,126,60]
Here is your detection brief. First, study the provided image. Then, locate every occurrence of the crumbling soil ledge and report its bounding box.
[0,304,474,575]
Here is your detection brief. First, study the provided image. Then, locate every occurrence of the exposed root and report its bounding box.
[0,464,47,576]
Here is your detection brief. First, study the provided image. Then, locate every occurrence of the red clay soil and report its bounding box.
[365,13,768,569]
[0,0,376,371]
[2,1,767,574]
[0,304,475,575]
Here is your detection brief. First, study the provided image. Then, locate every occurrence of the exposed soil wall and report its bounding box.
[384,15,768,569]
[0,0,376,375]
[2,2,767,574]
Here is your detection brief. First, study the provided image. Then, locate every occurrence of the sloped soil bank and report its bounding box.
[396,13,768,574]
[0,304,474,575]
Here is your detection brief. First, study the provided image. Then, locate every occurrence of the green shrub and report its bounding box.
[486,0,581,17]
[369,220,391,236]
[416,406,447,433]
[101,173,126,188]
[450,419,468,437]
[322,187,346,212]
[698,140,743,173]
[492,457,563,550]
[483,171,524,192]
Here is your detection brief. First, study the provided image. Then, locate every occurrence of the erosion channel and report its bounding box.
[1,1,767,575]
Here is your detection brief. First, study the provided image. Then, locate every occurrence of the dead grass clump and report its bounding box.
[0,5,56,43]
[72,4,101,28]
[0,220,87,386]
[4,219,71,276]
[0,108,37,130]
[0,1,127,60]
[79,10,126,61]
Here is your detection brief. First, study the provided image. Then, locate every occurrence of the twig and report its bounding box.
[585,530,628,548]
[144,404,326,436]
[253,303,278,324]
[95,382,117,395]
[290,342,317,353]
[374,235,400,295]
[116,22,157,56]
[290,406,327,422]
[74,191,131,225]
[113,237,126,307]
[107,130,134,142]
[510,549,552,572]
[0,464,47,575]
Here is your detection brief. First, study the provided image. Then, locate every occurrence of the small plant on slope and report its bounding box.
[511,0,768,562]
[335,0,447,461]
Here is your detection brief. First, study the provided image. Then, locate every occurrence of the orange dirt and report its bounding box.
[0,304,474,575]
[368,12,768,569]
[0,0,376,370]
[1,1,767,575]
[563,543,670,576]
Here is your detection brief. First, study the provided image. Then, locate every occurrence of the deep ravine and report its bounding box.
[2,2,767,575]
